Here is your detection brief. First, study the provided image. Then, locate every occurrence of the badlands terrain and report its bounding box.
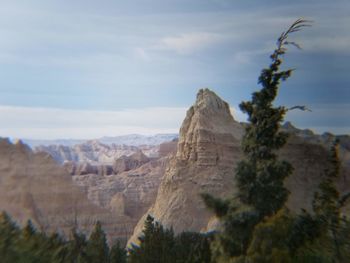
[0,89,349,245]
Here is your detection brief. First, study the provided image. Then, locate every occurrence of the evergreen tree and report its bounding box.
[0,211,20,263]
[174,231,212,263]
[85,221,109,263]
[109,241,127,263]
[128,215,176,263]
[294,140,350,262]
[63,228,89,263]
[202,19,311,262]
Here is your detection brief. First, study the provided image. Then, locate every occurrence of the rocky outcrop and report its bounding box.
[35,140,159,165]
[32,135,179,165]
[63,161,114,176]
[129,88,350,245]
[113,150,150,174]
[158,139,178,158]
[73,156,170,220]
[129,89,244,244]
[0,139,135,242]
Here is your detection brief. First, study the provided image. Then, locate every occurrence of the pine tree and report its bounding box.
[63,228,89,263]
[301,140,350,262]
[128,215,176,263]
[109,241,127,263]
[174,231,212,263]
[202,19,311,262]
[85,221,109,263]
[0,212,20,263]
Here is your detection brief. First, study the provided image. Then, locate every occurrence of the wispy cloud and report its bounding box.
[0,104,248,140]
[156,32,226,54]
[0,106,187,140]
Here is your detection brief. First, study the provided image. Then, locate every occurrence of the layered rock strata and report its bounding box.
[129,88,350,245]
[0,139,134,242]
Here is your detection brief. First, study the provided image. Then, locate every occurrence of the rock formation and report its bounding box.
[113,150,150,174]
[129,88,350,245]
[158,139,178,158]
[73,156,170,221]
[33,135,179,165]
[129,89,244,244]
[0,138,135,242]
[35,141,144,165]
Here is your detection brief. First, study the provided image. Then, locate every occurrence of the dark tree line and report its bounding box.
[128,215,212,263]
[0,215,127,263]
[0,212,211,263]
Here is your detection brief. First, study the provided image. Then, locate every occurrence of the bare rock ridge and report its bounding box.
[63,150,151,176]
[0,138,135,242]
[73,156,170,221]
[69,139,177,236]
[35,141,157,165]
[113,150,150,174]
[129,88,350,245]
[24,134,178,148]
[33,134,179,165]
[129,88,244,244]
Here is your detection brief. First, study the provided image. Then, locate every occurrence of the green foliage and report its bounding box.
[202,19,311,262]
[0,211,21,263]
[201,193,230,218]
[235,19,312,217]
[86,221,109,263]
[174,231,212,263]
[0,212,128,263]
[246,209,294,263]
[299,140,350,262]
[110,241,127,263]
[128,215,176,263]
[128,215,212,263]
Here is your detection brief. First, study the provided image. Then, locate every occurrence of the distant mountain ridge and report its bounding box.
[21,133,178,148]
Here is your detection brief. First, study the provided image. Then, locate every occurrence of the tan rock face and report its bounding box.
[0,138,134,242]
[73,156,169,220]
[129,88,350,245]
[128,89,244,244]
[113,150,150,174]
[158,140,177,158]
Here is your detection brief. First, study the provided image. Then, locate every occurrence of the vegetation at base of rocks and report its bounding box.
[0,213,127,263]
[128,214,212,263]
[0,212,212,263]
[202,19,350,263]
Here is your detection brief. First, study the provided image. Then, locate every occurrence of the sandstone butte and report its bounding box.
[0,138,136,242]
[128,88,350,245]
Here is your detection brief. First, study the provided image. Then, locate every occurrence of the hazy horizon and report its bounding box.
[0,1,349,139]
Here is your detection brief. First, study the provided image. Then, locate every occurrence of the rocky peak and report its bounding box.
[128,89,244,244]
[177,88,243,166]
[129,89,350,246]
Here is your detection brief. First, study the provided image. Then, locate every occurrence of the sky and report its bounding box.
[0,0,349,139]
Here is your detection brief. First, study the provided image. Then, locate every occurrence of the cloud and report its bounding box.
[157,32,225,54]
[134,47,151,61]
[0,105,187,140]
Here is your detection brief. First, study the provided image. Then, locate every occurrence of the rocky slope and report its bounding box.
[0,138,135,242]
[129,88,350,245]
[35,140,158,165]
[23,134,178,148]
[129,89,244,243]
[62,149,153,176]
[72,156,170,221]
